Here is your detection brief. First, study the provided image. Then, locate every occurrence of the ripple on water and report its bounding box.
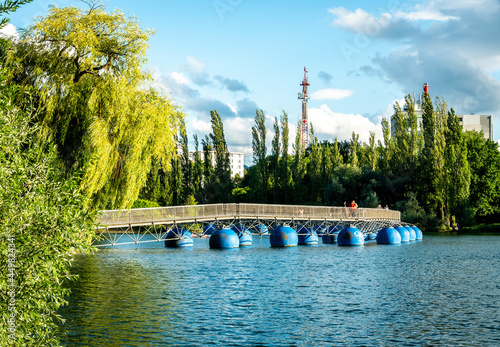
[59,235,500,346]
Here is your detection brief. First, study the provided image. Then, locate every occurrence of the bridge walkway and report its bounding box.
[95,203,401,246]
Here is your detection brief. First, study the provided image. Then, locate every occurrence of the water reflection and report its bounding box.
[60,235,500,346]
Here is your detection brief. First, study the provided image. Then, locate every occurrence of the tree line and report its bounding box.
[141,95,500,233]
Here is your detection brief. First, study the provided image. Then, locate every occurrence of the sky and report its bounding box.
[6,0,500,165]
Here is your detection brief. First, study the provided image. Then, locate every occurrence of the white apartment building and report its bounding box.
[457,114,493,141]
[392,97,493,141]
[188,151,244,178]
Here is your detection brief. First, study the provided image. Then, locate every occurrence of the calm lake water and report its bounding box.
[59,234,500,346]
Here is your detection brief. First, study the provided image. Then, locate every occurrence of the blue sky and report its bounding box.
[7,0,500,164]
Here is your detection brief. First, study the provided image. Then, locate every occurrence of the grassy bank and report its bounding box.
[461,223,500,235]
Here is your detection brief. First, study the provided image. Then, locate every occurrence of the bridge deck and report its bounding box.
[95,204,401,246]
[98,203,400,229]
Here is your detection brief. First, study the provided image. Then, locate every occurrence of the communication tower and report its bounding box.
[297,67,310,148]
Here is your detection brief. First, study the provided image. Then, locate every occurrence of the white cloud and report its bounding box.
[309,105,382,143]
[182,55,211,86]
[0,23,18,38]
[311,88,353,100]
[227,103,237,114]
[170,72,190,86]
[190,118,212,133]
[394,10,458,21]
[224,117,254,146]
[329,7,392,35]
[433,0,500,13]
[186,55,206,73]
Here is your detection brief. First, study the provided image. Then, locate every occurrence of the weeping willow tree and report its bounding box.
[8,3,183,209]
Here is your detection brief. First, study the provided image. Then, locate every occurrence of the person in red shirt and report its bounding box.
[348,200,358,217]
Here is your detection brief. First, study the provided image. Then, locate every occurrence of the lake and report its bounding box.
[59,234,500,346]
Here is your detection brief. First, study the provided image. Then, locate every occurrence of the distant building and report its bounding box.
[188,151,244,178]
[457,114,493,141]
[391,84,493,141]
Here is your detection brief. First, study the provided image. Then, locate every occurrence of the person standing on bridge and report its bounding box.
[348,200,358,217]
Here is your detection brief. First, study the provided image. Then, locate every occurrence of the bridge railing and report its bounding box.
[98,203,400,228]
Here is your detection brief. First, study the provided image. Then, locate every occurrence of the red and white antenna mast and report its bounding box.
[298,67,310,148]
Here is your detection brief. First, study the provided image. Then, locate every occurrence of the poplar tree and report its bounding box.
[209,110,231,202]
[378,118,393,171]
[331,138,343,167]
[349,132,359,167]
[392,100,410,171]
[291,120,308,203]
[251,109,268,202]
[390,95,420,193]
[367,132,377,170]
[321,142,334,198]
[419,92,436,212]
[271,116,280,203]
[445,109,471,227]
[307,125,322,203]
[434,98,448,226]
[419,94,448,226]
[201,136,214,203]
[179,118,194,204]
[192,134,203,203]
[279,111,292,203]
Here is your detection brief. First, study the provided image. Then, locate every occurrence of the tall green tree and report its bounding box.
[179,118,194,204]
[292,119,307,203]
[359,132,377,170]
[201,135,214,203]
[209,110,231,202]
[307,125,322,203]
[9,4,183,209]
[251,109,268,202]
[279,111,292,203]
[390,96,420,194]
[271,116,280,203]
[419,94,448,226]
[192,134,203,203]
[320,142,334,201]
[444,109,471,227]
[331,138,343,167]
[378,117,394,173]
[465,131,500,218]
[349,131,359,167]
[433,98,449,226]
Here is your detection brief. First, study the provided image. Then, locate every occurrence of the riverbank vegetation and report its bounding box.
[0,1,182,345]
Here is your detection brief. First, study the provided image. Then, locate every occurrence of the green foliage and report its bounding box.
[360,190,380,208]
[209,110,232,203]
[251,109,268,201]
[132,199,160,209]
[349,132,359,167]
[394,192,439,231]
[0,78,95,345]
[231,187,251,203]
[271,116,280,203]
[8,4,183,209]
[279,111,292,203]
[465,131,500,217]
[444,109,471,226]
